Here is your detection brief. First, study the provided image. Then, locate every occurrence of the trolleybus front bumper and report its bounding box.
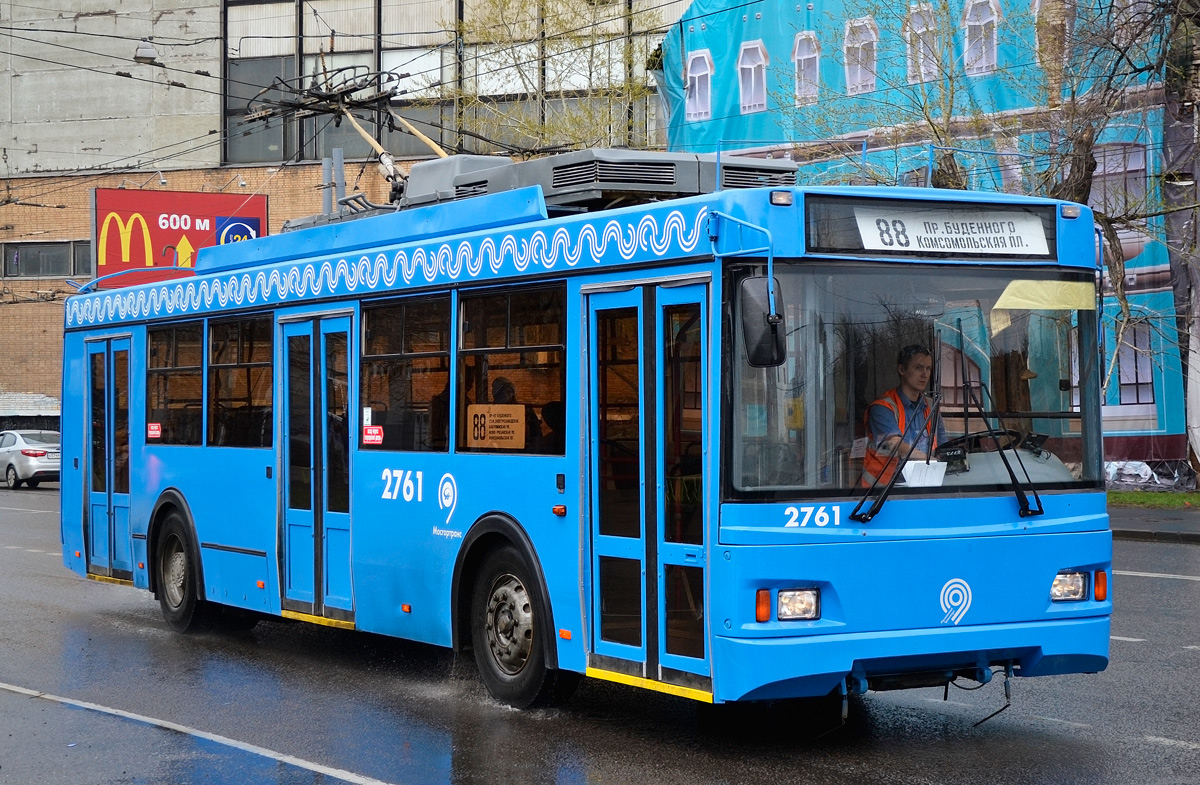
[712,615,1109,702]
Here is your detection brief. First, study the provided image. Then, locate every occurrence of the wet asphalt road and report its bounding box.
[2,488,1199,785]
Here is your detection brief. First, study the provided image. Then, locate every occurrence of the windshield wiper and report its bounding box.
[954,318,1044,518]
[849,391,943,523]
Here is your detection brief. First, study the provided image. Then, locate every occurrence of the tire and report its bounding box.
[155,512,207,632]
[470,545,574,708]
[6,466,22,490]
[26,480,39,489]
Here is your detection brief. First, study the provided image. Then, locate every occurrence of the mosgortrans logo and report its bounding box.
[216,216,261,244]
[940,578,972,625]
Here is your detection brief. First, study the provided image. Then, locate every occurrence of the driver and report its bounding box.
[861,344,948,487]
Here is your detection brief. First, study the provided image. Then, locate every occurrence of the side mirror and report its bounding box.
[740,276,786,367]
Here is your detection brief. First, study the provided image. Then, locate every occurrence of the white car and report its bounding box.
[0,430,61,489]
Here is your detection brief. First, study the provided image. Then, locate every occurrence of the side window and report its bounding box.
[208,316,273,447]
[844,18,877,95]
[792,32,819,106]
[147,322,204,445]
[360,296,451,451]
[685,50,713,121]
[737,41,768,114]
[1118,320,1155,405]
[963,0,998,75]
[0,434,13,448]
[457,285,566,454]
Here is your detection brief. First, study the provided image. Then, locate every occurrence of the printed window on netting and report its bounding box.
[906,4,938,84]
[844,19,877,95]
[792,32,818,106]
[737,41,768,113]
[686,50,713,121]
[964,0,998,75]
[1118,320,1155,405]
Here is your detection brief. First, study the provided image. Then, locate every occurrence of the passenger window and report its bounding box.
[360,296,451,451]
[147,322,204,445]
[208,316,273,447]
[457,286,566,454]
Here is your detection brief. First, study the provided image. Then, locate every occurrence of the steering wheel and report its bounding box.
[938,429,1023,453]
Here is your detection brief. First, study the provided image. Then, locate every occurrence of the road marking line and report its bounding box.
[1114,570,1200,582]
[920,697,971,708]
[4,545,21,549]
[0,681,398,785]
[1185,646,1200,651]
[1110,636,1146,642]
[25,549,43,553]
[1145,736,1200,751]
[0,506,56,513]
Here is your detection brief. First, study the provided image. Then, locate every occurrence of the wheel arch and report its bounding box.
[451,512,559,670]
[147,489,204,598]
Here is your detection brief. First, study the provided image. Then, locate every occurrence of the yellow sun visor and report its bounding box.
[991,280,1095,333]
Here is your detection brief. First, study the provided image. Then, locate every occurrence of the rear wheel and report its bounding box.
[6,466,22,489]
[470,546,575,708]
[156,512,206,632]
[26,480,39,489]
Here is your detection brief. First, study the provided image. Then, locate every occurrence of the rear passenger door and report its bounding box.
[85,337,132,579]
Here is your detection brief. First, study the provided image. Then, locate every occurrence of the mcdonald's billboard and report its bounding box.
[92,188,269,289]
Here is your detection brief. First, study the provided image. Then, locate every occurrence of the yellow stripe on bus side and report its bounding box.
[86,574,134,587]
[585,667,713,703]
[281,610,356,630]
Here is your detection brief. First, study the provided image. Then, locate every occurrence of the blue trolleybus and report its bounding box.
[61,150,1110,709]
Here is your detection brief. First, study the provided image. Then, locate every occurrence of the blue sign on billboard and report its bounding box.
[216,216,261,244]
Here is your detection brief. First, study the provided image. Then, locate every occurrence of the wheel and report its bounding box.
[26,480,39,489]
[470,546,574,708]
[5,466,22,490]
[156,512,206,632]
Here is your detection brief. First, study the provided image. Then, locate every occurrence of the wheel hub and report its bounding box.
[485,574,533,676]
[162,538,187,609]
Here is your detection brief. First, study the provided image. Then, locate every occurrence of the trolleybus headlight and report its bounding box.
[777,589,820,620]
[770,190,794,206]
[1050,571,1089,601]
[1061,205,1082,219]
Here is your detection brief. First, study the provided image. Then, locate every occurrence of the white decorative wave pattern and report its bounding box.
[68,207,709,327]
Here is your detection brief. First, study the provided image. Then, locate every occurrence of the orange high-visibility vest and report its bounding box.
[861,388,938,487]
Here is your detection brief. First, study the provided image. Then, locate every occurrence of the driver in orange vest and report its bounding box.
[861,344,947,487]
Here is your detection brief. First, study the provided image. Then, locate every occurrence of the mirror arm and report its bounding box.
[709,210,778,322]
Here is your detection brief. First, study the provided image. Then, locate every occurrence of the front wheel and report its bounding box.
[470,546,574,708]
[156,512,206,632]
[6,466,22,489]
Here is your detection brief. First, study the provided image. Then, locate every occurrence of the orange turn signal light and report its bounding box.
[559,629,571,640]
[1094,570,1108,602]
[401,604,411,613]
[552,505,567,517]
[755,589,771,623]
[75,551,81,558]
[138,562,144,570]
[256,580,265,589]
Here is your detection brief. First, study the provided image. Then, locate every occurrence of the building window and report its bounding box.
[1112,0,1154,48]
[792,32,819,106]
[360,296,451,452]
[1091,143,1147,217]
[226,56,297,164]
[906,4,938,84]
[686,50,714,121]
[208,316,273,448]
[1033,0,1074,66]
[2,241,91,278]
[457,286,566,454]
[1118,320,1154,404]
[844,18,877,95]
[963,0,998,75]
[737,41,768,114]
[147,322,204,446]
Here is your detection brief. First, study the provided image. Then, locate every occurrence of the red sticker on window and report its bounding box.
[147,423,162,439]
[363,425,384,445]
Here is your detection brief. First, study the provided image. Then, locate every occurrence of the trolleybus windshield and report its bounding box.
[729,263,1102,496]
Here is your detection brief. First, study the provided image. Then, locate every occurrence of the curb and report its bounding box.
[1112,529,1200,545]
